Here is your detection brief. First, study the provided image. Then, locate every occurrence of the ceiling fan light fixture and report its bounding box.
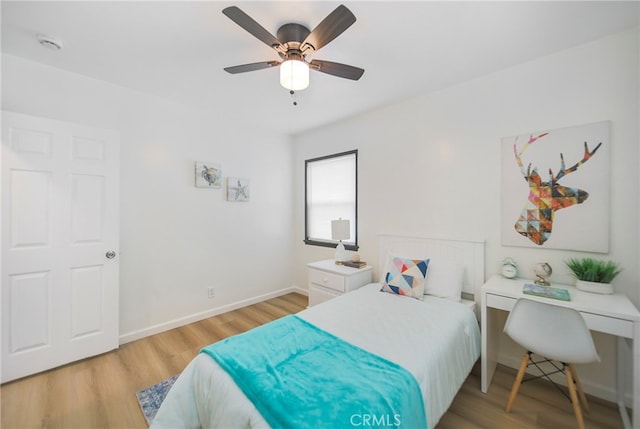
[222,5,362,92]
[280,59,309,91]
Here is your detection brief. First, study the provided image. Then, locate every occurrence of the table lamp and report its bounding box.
[331,218,350,262]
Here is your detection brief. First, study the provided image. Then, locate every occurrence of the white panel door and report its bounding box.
[1,111,120,382]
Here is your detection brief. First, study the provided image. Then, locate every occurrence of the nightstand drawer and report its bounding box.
[307,259,373,307]
[309,269,345,293]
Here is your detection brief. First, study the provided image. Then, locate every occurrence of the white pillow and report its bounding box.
[423,258,464,302]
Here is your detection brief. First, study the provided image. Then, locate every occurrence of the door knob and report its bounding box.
[105,250,116,259]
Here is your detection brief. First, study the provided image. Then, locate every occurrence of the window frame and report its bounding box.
[304,150,359,251]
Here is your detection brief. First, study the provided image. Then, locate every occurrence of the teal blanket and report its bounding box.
[200,315,426,429]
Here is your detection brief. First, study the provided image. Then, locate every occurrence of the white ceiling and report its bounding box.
[2,1,638,135]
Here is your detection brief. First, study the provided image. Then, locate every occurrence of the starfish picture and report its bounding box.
[227,178,250,201]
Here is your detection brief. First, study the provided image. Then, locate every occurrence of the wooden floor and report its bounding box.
[1,292,624,429]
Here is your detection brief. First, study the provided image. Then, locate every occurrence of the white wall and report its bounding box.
[2,54,296,341]
[292,28,639,403]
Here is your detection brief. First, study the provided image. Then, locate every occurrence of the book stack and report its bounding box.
[523,283,571,301]
[339,260,367,269]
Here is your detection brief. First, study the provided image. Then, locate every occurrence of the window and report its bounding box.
[305,150,358,250]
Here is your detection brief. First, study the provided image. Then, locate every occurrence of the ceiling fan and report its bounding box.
[222,4,364,92]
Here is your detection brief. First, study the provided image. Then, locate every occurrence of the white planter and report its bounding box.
[575,279,614,294]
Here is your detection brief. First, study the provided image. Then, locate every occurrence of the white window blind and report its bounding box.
[305,151,357,247]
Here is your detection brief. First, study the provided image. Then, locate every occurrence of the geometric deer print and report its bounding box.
[501,121,610,252]
[512,132,602,245]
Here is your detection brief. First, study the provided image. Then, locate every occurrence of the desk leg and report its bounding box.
[617,337,632,429]
[481,300,499,393]
[634,323,639,429]
[618,323,639,429]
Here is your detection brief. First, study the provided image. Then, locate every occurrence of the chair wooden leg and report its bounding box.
[568,363,590,414]
[506,352,530,413]
[565,365,585,429]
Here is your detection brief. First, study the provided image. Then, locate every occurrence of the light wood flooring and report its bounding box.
[1,292,624,428]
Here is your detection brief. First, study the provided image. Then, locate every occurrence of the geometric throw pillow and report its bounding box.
[380,257,430,300]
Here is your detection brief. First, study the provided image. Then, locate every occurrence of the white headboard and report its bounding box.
[377,234,485,304]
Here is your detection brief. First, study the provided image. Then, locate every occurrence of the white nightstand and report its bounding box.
[307,259,373,307]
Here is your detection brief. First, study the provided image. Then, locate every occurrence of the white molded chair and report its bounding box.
[503,298,600,429]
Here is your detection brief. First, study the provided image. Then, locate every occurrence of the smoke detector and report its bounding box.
[36,34,63,51]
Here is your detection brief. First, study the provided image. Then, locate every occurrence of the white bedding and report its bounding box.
[151,283,481,429]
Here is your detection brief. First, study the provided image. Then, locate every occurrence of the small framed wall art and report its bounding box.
[227,177,250,202]
[195,162,222,188]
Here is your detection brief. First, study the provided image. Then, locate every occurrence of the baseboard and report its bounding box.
[499,355,632,407]
[119,285,308,345]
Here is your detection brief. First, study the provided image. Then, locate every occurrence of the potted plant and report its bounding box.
[564,257,622,294]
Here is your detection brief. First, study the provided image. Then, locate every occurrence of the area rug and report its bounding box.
[136,374,179,426]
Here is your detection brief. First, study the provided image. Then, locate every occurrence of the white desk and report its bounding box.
[481,275,640,429]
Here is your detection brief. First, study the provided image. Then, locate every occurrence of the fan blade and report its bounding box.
[224,61,280,74]
[310,60,364,80]
[222,6,283,51]
[301,5,356,53]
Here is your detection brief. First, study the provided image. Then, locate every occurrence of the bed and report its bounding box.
[152,235,484,429]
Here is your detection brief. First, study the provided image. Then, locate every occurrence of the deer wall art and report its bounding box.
[512,133,602,245]
[501,121,610,252]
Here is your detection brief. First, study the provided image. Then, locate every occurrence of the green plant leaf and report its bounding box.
[564,258,621,284]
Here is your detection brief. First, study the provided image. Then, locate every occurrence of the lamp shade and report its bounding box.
[280,59,309,91]
[331,219,350,241]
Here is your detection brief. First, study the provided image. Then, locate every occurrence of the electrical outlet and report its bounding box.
[207,287,215,299]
